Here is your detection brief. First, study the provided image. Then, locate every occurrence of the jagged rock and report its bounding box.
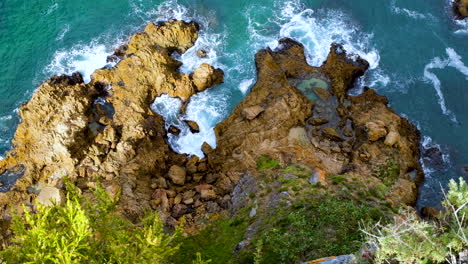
[365,121,387,141]
[197,49,208,58]
[174,194,182,205]
[200,189,217,200]
[310,117,329,126]
[205,173,218,184]
[242,105,264,120]
[322,127,343,142]
[191,63,224,92]
[0,22,424,235]
[36,186,64,206]
[313,87,331,100]
[168,165,186,185]
[384,131,400,146]
[454,0,468,19]
[168,126,181,136]
[172,204,187,218]
[184,120,200,133]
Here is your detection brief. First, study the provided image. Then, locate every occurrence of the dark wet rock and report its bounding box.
[322,127,344,142]
[422,146,445,170]
[310,117,329,126]
[168,125,181,135]
[184,120,200,133]
[171,204,187,218]
[0,165,25,192]
[49,72,84,86]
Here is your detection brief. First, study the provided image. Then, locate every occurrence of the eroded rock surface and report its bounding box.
[0,22,423,241]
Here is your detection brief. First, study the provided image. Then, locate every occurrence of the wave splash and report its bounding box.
[423,48,468,123]
[246,0,388,89]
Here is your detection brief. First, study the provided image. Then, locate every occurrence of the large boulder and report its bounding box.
[454,0,468,19]
[191,63,224,92]
[36,186,64,206]
[168,165,186,185]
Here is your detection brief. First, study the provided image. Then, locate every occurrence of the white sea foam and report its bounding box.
[177,30,226,74]
[56,24,70,41]
[45,41,115,83]
[45,3,58,16]
[423,48,468,123]
[390,0,429,20]
[0,115,12,121]
[246,0,387,88]
[150,94,183,123]
[239,79,254,94]
[454,19,468,34]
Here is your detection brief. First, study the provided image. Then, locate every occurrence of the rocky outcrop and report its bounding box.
[0,21,423,241]
[454,0,468,19]
[0,20,225,224]
[206,38,423,207]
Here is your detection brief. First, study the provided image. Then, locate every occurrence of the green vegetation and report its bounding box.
[172,214,249,264]
[256,155,280,170]
[369,183,389,200]
[377,159,400,185]
[249,196,379,264]
[331,174,347,185]
[362,178,468,263]
[0,181,198,264]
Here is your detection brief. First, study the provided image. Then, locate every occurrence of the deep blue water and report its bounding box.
[1,0,467,208]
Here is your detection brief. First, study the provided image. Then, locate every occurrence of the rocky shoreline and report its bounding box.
[0,19,423,250]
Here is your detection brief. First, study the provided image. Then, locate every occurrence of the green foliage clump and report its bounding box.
[256,155,280,170]
[331,174,347,185]
[378,160,400,184]
[362,178,468,263]
[369,183,389,200]
[172,215,248,264]
[252,197,377,264]
[0,181,183,264]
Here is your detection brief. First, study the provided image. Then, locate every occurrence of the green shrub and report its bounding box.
[0,181,186,264]
[362,178,468,263]
[253,197,376,264]
[172,215,248,264]
[331,174,347,185]
[378,160,400,185]
[256,156,280,170]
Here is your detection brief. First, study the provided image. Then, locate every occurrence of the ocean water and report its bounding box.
[1,0,467,208]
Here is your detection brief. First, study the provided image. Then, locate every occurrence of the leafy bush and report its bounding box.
[256,156,280,170]
[362,178,468,263]
[0,181,184,264]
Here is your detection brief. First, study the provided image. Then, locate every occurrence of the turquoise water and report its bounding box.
[1,0,467,208]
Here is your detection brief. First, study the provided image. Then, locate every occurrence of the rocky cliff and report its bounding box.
[0,19,423,242]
